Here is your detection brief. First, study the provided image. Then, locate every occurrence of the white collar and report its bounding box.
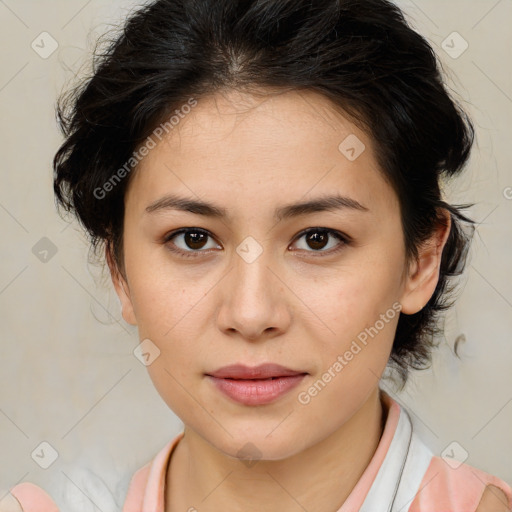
[359,400,433,512]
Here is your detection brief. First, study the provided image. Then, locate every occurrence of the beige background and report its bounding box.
[0,0,511,509]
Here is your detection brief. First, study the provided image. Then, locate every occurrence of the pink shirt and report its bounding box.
[10,390,512,511]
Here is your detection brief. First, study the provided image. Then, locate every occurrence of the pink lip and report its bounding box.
[205,363,308,405]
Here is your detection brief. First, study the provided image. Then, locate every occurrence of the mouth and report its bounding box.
[205,363,308,405]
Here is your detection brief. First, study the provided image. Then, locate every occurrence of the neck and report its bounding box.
[166,387,386,512]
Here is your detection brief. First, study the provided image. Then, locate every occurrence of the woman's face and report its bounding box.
[111,89,437,460]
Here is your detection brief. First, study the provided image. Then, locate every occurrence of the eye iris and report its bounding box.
[306,230,329,250]
[185,231,207,250]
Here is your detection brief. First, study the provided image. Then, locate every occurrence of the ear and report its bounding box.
[399,209,451,315]
[105,243,137,326]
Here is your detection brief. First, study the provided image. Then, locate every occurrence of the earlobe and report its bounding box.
[105,244,137,326]
[399,210,451,315]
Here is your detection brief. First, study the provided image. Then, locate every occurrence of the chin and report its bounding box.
[207,425,310,463]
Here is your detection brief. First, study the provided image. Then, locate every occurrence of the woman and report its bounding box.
[3,0,511,510]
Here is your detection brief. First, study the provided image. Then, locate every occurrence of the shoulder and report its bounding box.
[2,483,59,512]
[475,485,512,512]
[0,491,23,512]
[409,456,512,512]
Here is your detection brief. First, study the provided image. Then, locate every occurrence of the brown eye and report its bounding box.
[291,228,349,255]
[183,231,208,250]
[164,228,221,257]
[305,230,329,250]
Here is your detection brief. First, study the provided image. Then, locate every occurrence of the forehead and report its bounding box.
[125,88,398,219]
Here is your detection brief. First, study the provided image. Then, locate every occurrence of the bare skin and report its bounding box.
[108,88,451,512]
[0,493,23,512]
[475,486,511,512]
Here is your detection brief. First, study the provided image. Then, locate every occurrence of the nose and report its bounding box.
[216,241,292,342]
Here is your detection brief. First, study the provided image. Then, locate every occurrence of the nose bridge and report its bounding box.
[231,234,274,302]
[216,233,290,338]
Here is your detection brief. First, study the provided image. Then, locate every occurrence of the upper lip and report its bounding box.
[206,363,307,379]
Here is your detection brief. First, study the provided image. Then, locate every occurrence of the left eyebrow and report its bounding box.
[144,193,369,221]
[274,194,369,221]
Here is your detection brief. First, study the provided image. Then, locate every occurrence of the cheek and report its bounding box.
[315,263,400,331]
[305,254,402,370]
[122,237,193,336]
[125,262,216,396]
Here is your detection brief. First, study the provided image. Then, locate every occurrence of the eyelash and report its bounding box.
[162,227,350,259]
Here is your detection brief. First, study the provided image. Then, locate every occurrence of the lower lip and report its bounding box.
[206,374,307,405]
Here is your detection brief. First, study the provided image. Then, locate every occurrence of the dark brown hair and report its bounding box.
[53,0,475,389]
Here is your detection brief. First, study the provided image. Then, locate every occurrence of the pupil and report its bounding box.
[185,231,207,250]
[307,231,328,250]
